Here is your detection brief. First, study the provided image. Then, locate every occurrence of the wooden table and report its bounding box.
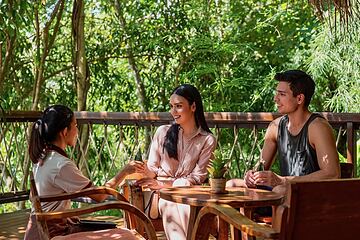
[160,186,284,240]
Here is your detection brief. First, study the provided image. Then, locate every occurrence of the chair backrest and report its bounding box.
[29,171,50,240]
[285,179,360,240]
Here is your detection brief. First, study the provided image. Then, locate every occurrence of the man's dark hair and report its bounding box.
[274,70,315,107]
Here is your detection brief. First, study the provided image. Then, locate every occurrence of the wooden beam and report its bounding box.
[347,122,357,176]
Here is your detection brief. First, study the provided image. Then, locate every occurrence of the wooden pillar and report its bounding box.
[347,122,357,176]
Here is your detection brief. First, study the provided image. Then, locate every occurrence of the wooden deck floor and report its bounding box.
[0,209,29,240]
[0,209,167,240]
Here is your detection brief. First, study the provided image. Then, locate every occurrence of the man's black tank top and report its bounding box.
[277,113,323,176]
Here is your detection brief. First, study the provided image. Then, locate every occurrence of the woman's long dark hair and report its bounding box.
[29,105,74,164]
[163,84,211,159]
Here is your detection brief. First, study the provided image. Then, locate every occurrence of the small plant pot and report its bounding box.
[210,178,228,194]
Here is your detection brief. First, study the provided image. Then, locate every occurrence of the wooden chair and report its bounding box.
[122,179,164,233]
[254,162,355,225]
[192,179,360,240]
[29,172,157,240]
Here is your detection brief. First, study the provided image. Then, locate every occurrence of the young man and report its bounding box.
[228,70,340,189]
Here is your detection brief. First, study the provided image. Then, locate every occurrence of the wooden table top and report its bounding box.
[160,186,284,208]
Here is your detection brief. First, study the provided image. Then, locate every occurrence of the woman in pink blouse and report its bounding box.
[136,84,217,240]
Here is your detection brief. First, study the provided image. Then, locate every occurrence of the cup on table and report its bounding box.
[253,160,273,191]
[256,183,273,191]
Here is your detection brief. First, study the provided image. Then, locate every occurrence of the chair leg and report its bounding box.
[218,217,229,240]
[129,184,145,236]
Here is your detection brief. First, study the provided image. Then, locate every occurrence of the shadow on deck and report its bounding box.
[0,209,29,240]
[0,210,167,240]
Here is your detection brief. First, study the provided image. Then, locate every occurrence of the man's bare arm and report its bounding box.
[304,118,339,178]
[243,119,279,188]
[261,119,279,170]
[254,117,340,187]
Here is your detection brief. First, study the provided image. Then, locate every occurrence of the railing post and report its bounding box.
[347,122,356,176]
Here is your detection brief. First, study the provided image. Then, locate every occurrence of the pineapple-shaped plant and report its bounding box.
[208,149,230,179]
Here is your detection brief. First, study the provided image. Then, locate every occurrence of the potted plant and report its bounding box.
[207,149,230,194]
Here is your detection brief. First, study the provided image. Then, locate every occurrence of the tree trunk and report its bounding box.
[72,0,90,112]
[31,0,66,110]
[114,0,151,153]
[0,1,17,94]
[72,0,90,177]
[0,32,16,94]
[114,0,148,112]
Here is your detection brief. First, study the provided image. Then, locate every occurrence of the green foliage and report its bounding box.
[5,0,358,115]
[0,201,32,214]
[288,20,360,113]
[338,152,347,163]
[208,149,230,179]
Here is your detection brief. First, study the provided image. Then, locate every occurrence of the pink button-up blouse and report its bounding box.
[147,125,217,185]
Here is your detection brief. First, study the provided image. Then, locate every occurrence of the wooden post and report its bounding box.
[347,122,356,176]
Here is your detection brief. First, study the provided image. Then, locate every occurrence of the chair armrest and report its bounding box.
[39,187,128,203]
[35,201,157,240]
[72,195,119,204]
[192,204,279,240]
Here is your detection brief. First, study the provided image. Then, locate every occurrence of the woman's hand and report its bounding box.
[135,178,163,190]
[105,161,145,189]
[122,160,145,175]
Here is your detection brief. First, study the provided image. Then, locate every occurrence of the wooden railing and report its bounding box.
[0,111,359,210]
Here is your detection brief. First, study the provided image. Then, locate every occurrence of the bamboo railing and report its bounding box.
[0,111,359,210]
